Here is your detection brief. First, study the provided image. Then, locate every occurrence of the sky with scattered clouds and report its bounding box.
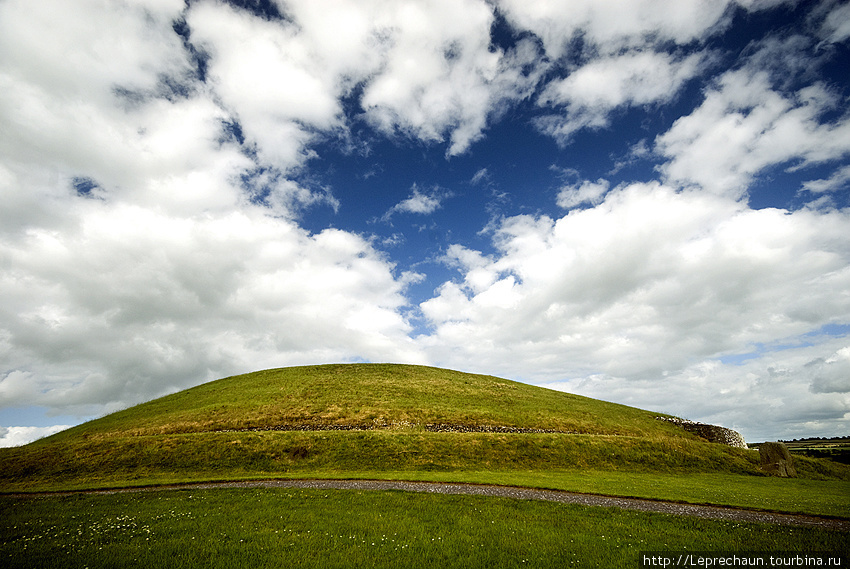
[2,0,849,446]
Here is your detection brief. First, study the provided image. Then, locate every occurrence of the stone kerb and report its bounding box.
[656,417,748,449]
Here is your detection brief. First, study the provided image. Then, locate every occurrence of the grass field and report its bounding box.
[2,487,847,569]
[3,465,848,519]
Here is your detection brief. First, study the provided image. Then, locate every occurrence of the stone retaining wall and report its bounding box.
[220,423,575,434]
[220,419,748,448]
[657,417,748,448]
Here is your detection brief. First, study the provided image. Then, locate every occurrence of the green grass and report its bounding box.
[2,487,846,569]
[0,430,767,489]
[42,364,689,439]
[5,429,847,514]
[413,471,850,518]
[5,469,846,518]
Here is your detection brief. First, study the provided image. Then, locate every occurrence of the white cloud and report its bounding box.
[816,0,850,44]
[498,0,792,146]
[0,425,72,448]
[470,168,490,186]
[359,0,542,155]
[0,0,219,188]
[496,0,735,58]
[542,336,850,442]
[382,184,451,221]
[656,38,850,198]
[420,183,850,390]
[0,0,428,418]
[802,165,850,194]
[557,179,611,209]
[0,0,188,103]
[422,182,850,440]
[186,2,343,171]
[807,346,850,394]
[0,200,426,415]
[541,52,705,110]
[185,0,543,161]
[536,51,707,144]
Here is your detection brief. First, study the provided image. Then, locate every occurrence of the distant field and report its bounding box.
[783,439,850,466]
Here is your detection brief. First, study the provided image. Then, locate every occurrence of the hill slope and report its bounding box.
[48,363,688,440]
[4,364,845,491]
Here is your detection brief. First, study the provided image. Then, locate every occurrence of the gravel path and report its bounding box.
[49,478,849,532]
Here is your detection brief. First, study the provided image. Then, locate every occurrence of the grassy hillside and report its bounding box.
[1,364,847,494]
[44,364,689,439]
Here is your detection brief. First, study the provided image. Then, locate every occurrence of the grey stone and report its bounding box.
[656,417,748,448]
[759,442,796,477]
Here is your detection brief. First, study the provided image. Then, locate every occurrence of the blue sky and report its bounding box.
[1,0,850,446]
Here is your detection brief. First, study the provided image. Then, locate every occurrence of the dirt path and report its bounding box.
[22,478,848,532]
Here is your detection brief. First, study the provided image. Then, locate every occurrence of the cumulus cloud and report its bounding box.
[807,346,850,394]
[0,0,218,189]
[183,0,544,162]
[557,179,610,209]
[0,0,428,417]
[382,184,451,221]
[541,52,704,110]
[420,183,850,386]
[496,0,735,59]
[656,36,850,198]
[359,0,543,155]
[544,336,850,441]
[0,198,426,415]
[536,51,708,144]
[421,181,850,441]
[186,1,343,170]
[802,165,850,194]
[498,0,795,145]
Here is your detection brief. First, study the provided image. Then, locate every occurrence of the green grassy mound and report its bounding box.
[2,364,848,493]
[45,364,690,439]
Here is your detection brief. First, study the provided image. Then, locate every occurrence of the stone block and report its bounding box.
[759,441,796,477]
